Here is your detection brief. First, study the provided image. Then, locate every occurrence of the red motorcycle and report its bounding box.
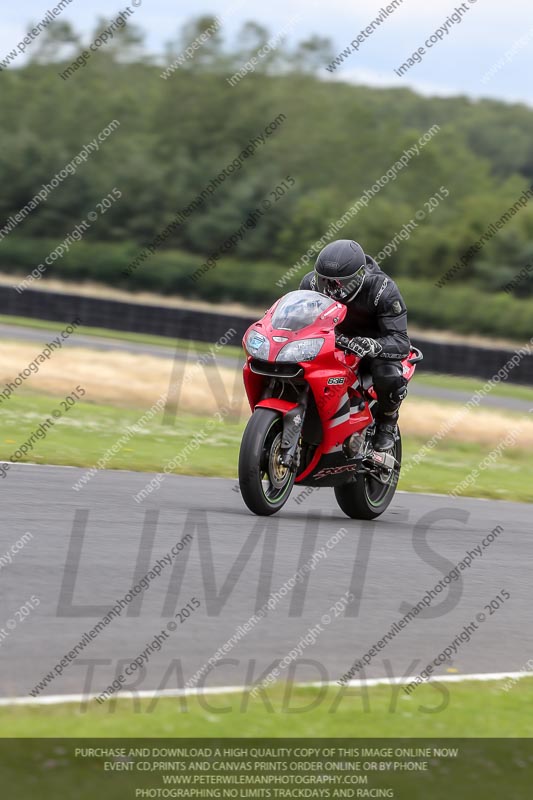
[239,290,422,518]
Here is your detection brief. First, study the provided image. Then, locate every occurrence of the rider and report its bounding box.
[299,239,410,452]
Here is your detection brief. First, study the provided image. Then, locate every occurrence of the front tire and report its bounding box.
[239,409,296,516]
[334,430,402,520]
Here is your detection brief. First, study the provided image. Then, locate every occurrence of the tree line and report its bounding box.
[1,15,533,338]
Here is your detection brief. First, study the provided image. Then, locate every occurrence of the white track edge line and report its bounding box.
[1,670,529,707]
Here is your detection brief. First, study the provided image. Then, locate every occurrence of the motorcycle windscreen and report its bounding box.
[271,290,334,332]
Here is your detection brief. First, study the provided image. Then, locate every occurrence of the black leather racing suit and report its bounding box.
[299,255,410,423]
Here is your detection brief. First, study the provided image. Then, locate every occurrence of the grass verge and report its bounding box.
[1,391,532,502]
[1,678,532,737]
[2,683,531,798]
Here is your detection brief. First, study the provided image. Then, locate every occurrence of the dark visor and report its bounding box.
[315,266,365,300]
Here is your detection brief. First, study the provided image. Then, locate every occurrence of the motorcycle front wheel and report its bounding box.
[334,430,402,520]
[238,408,296,516]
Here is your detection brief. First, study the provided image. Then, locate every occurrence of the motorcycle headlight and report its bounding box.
[276,338,324,363]
[245,331,271,360]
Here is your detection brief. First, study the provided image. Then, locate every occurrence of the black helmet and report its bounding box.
[314,240,366,301]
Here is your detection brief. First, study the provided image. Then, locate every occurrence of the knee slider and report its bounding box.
[392,380,408,404]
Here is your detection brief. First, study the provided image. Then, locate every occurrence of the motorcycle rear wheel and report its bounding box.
[334,430,402,520]
[239,408,296,516]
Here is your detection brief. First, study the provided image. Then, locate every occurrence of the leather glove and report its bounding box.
[335,334,383,358]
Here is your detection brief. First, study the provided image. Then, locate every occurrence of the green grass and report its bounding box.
[2,678,533,737]
[1,391,532,502]
[2,682,532,798]
[401,436,533,502]
[0,391,244,478]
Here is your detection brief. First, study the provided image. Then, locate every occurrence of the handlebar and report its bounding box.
[407,346,424,365]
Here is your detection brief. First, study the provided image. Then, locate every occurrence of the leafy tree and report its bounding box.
[1,12,533,338]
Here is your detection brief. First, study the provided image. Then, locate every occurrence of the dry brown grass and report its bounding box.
[399,400,533,448]
[0,341,250,417]
[2,341,532,446]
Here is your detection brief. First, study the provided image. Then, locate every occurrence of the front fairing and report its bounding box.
[243,290,346,362]
[242,291,355,413]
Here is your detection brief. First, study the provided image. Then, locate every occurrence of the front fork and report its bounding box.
[279,386,309,471]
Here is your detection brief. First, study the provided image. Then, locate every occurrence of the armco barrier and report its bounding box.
[1,284,532,384]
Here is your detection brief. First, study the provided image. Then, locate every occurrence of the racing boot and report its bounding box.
[373,412,398,452]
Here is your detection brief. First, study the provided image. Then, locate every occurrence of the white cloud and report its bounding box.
[325,66,465,97]
[324,65,533,108]
[2,0,532,107]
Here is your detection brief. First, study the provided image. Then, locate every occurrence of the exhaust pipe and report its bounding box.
[370,449,397,471]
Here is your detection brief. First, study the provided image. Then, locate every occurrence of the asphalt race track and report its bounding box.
[1,466,531,702]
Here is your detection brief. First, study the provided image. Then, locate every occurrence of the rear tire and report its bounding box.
[334,430,402,520]
[239,408,296,516]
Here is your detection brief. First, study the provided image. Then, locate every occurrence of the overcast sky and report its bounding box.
[2,0,532,106]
